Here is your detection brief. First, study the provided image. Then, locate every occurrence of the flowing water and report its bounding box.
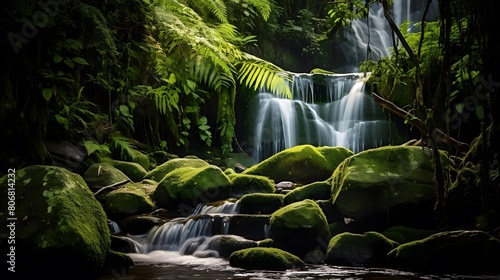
[250,73,391,163]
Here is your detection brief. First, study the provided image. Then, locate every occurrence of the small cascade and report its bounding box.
[108,220,121,234]
[250,72,390,162]
[192,200,240,215]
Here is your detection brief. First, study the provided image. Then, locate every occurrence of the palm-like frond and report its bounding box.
[238,53,292,98]
[242,0,273,21]
[186,0,228,23]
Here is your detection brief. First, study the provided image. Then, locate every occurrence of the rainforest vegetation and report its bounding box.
[1,0,499,227]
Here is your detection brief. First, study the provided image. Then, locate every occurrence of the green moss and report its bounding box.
[0,165,110,275]
[240,193,284,214]
[153,165,231,209]
[224,167,236,176]
[381,226,436,244]
[83,162,130,188]
[244,144,350,184]
[108,159,148,182]
[284,181,331,205]
[229,247,304,271]
[326,231,398,266]
[144,157,209,182]
[104,183,156,218]
[130,149,151,170]
[230,173,275,198]
[317,146,354,172]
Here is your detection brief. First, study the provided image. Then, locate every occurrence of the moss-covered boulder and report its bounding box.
[130,149,151,170]
[229,173,275,198]
[83,162,130,189]
[108,160,148,182]
[331,146,451,228]
[243,145,352,184]
[381,226,436,244]
[387,230,500,274]
[325,231,398,266]
[152,165,231,211]
[104,182,156,219]
[240,193,284,214]
[269,199,331,259]
[284,181,331,205]
[144,157,209,182]
[120,215,165,235]
[226,214,271,240]
[229,247,304,271]
[208,235,258,258]
[0,166,111,277]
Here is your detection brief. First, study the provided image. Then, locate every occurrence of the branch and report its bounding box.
[371,92,470,154]
[93,179,130,197]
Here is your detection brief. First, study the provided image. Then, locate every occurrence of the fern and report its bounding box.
[83,139,111,156]
[108,131,137,161]
[186,0,228,23]
[242,0,272,21]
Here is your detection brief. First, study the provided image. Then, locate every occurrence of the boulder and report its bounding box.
[104,182,156,219]
[144,157,209,182]
[387,230,500,274]
[325,231,398,266]
[381,226,436,244]
[229,173,275,198]
[83,162,130,189]
[331,146,451,229]
[108,160,148,182]
[206,235,258,258]
[240,193,284,214]
[243,145,352,184]
[0,166,111,277]
[152,165,231,211]
[120,215,166,235]
[269,199,331,259]
[229,247,304,271]
[284,181,331,205]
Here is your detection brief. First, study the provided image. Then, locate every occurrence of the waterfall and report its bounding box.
[250,72,390,163]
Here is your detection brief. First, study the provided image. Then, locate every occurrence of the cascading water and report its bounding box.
[250,72,390,163]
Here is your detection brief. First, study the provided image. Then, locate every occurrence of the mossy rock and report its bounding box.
[0,165,110,277]
[269,199,331,259]
[104,182,156,219]
[229,173,275,198]
[229,247,304,271]
[210,235,258,258]
[381,226,436,244]
[108,159,148,182]
[240,193,284,214]
[325,231,398,266]
[83,162,130,189]
[120,215,165,235]
[284,181,331,205]
[144,157,209,182]
[243,145,352,184]
[227,214,271,240]
[331,146,451,228]
[130,149,151,170]
[103,250,134,274]
[224,168,236,176]
[152,165,231,210]
[387,230,500,274]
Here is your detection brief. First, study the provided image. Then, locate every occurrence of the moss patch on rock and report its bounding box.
[229,173,275,198]
[269,199,331,259]
[229,247,304,271]
[108,159,148,182]
[387,230,500,274]
[240,193,284,214]
[381,226,436,244]
[152,165,231,210]
[284,181,331,205]
[0,165,111,277]
[243,145,352,184]
[83,162,130,188]
[144,157,209,182]
[104,182,156,219]
[325,231,398,266]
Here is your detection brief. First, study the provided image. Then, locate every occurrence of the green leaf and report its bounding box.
[168,73,176,84]
[63,58,75,69]
[455,103,465,114]
[53,55,63,63]
[42,88,53,101]
[476,105,484,120]
[119,105,131,117]
[73,57,89,65]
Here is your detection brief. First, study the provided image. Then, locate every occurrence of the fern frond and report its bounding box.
[237,53,292,98]
[186,0,228,23]
[108,131,137,161]
[242,0,272,21]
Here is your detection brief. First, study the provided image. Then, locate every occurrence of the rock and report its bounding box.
[83,162,130,189]
[284,181,331,205]
[130,149,151,170]
[229,247,304,271]
[108,159,148,182]
[103,250,134,274]
[240,193,284,214]
[0,166,111,277]
[229,173,275,198]
[275,181,296,191]
[120,215,166,235]
[206,235,258,258]
[226,215,271,240]
[104,182,156,219]
[331,146,451,229]
[152,165,231,211]
[269,199,331,259]
[381,226,436,244]
[243,144,353,184]
[144,157,209,182]
[325,231,398,266]
[387,230,500,274]
[45,140,86,170]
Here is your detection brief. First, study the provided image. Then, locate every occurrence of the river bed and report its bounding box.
[95,251,499,280]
